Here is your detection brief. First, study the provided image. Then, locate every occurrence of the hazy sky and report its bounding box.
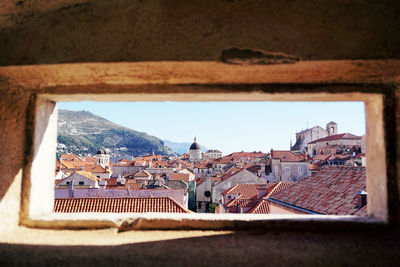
[57,101,365,155]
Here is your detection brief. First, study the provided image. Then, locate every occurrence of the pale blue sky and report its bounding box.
[57,101,365,155]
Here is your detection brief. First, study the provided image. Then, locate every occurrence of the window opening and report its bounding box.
[53,101,368,217]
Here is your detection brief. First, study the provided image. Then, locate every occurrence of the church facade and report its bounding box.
[290,121,337,155]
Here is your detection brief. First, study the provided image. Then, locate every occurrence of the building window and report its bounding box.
[79,181,84,185]
[298,166,303,174]
[17,64,389,230]
[285,166,290,174]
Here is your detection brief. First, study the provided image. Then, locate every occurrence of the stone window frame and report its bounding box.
[5,61,394,231]
[298,166,303,175]
[285,166,290,175]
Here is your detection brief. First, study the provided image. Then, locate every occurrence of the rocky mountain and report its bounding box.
[163,140,208,155]
[57,110,175,158]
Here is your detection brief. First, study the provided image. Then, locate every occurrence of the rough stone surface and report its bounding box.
[0,231,399,266]
[0,82,29,202]
[0,61,398,265]
[0,0,399,65]
[220,48,300,65]
[0,0,399,266]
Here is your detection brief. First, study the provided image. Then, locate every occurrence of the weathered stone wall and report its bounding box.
[0,0,399,65]
[0,0,399,266]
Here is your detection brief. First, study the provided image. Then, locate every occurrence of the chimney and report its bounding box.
[256,184,267,199]
[357,190,367,209]
[69,180,74,198]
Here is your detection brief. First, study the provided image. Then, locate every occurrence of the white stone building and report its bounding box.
[56,171,100,189]
[196,177,212,213]
[307,133,362,157]
[189,137,202,162]
[204,149,222,159]
[95,148,110,168]
[291,121,337,155]
[212,169,267,204]
[270,150,310,182]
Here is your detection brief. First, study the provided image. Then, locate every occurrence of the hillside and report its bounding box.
[57,110,175,158]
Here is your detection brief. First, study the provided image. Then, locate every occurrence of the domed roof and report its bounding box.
[96,148,110,155]
[190,142,201,150]
[190,137,201,150]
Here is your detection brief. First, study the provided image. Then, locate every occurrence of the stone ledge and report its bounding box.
[0,61,399,91]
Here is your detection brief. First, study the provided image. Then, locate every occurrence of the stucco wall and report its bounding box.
[0,0,399,266]
[57,172,99,188]
[212,171,266,203]
[280,162,311,182]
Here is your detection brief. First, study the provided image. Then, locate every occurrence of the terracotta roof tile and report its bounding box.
[266,181,296,198]
[221,184,264,198]
[169,173,191,182]
[270,166,366,216]
[119,158,131,162]
[135,155,162,161]
[105,178,142,189]
[60,160,75,169]
[152,161,170,168]
[60,154,83,162]
[308,133,360,144]
[83,165,110,173]
[227,152,266,158]
[80,157,96,162]
[54,197,191,213]
[247,198,271,214]
[75,171,100,181]
[61,160,100,168]
[312,154,331,161]
[134,170,152,177]
[212,157,234,164]
[271,150,306,162]
[222,183,279,211]
[194,162,212,169]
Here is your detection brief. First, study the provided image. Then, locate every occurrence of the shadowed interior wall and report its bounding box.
[0,0,399,266]
[0,0,399,65]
